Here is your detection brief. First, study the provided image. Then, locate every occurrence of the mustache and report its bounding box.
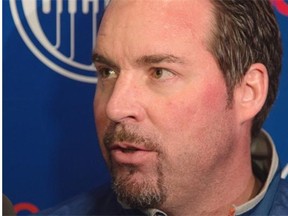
[103,123,159,151]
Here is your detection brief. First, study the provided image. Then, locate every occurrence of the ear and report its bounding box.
[234,63,268,124]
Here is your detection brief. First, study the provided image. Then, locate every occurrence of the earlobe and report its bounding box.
[235,63,268,123]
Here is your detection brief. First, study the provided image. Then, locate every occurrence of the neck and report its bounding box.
[162,168,259,216]
[160,134,260,216]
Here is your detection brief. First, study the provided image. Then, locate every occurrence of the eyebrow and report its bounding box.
[136,54,184,65]
[92,53,119,69]
[92,53,184,69]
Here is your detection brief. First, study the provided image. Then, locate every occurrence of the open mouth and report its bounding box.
[110,144,148,153]
[109,144,155,164]
[120,148,138,153]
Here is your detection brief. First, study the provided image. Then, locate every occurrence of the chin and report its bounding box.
[112,166,166,209]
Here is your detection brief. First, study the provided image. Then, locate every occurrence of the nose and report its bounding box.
[106,72,145,123]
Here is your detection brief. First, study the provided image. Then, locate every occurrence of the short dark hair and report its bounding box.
[209,0,282,137]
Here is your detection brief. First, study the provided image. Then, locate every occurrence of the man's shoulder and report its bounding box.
[36,183,144,215]
[269,178,288,214]
[242,171,288,216]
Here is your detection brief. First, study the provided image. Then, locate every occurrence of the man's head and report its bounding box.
[93,0,281,213]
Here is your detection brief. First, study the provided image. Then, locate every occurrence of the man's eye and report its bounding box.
[152,68,174,80]
[97,68,117,79]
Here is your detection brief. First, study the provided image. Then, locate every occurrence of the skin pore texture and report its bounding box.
[93,0,267,215]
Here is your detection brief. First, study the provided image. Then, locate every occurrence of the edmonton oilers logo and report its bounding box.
[9,0,109,83]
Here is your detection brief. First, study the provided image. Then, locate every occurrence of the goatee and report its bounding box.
[103,123,167,209]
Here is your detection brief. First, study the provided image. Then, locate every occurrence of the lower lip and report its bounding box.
[110,149,156,164]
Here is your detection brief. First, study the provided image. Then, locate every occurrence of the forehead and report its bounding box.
[96,0,214,61]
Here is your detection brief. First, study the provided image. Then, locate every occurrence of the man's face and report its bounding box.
[94,0,239,210]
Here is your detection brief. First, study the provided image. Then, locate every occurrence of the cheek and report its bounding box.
[159,83,227,131]
[201,81,228,109]
[192,81,229,125]
[94,89,110,131]
[152,80,230,159]
[164,100,198,130]
[94,96,104,133]
[158,85,234,176]
[94,95,110,161]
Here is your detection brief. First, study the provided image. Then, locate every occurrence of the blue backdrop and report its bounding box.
[3,0,288,215]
